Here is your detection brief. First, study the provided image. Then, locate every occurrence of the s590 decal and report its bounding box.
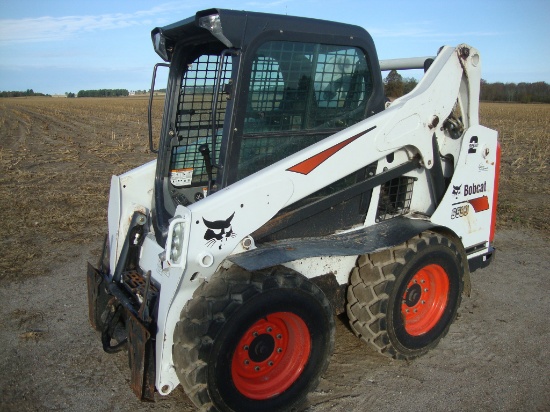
[451,204,469,219]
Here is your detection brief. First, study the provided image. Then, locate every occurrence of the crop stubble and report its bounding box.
[0,98,548,280]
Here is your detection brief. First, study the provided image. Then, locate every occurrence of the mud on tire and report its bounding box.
[346,231,464,360]
[173,265,335,412]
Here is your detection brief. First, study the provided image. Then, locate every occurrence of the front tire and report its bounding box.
[174,266,335,411]
[347,231,464,360]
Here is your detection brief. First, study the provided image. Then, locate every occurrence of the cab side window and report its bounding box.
[238,41,372,179]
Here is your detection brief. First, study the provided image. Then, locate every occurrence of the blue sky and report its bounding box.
[0,0,548,94]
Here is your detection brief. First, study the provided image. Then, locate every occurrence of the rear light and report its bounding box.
[490,142,501,243]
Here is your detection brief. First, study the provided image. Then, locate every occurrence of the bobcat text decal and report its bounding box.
[453,181,487,198]
[464,181,487,196]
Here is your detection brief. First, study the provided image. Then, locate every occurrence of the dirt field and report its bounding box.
[0,98,549,411]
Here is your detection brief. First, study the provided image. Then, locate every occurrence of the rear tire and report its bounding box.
[346,231,464,360]
[173,266,335,412]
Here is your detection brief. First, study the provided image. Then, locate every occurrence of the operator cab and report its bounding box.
[150,8,385,241]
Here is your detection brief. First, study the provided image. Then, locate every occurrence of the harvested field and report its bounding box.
[480,102,550,233]
[0,97,160,280]
[0,97,549,411]
[1,98,548,280]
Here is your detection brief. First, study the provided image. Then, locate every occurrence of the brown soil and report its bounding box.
[0,98,549,411]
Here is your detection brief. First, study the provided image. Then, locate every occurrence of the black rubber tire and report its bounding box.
[346,231,464,360]
[173,265,335,412]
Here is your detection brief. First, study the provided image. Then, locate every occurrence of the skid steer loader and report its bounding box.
[86,8,500,411]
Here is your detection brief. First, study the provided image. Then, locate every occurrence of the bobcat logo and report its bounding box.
[452,184,462,198]
[203,212,236,248]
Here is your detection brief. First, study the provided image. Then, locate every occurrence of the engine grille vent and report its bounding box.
[376,176,415,222]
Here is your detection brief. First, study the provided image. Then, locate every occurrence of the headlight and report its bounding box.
[166,217,187,267]
[152,29,170,61]
[171,234,183,261]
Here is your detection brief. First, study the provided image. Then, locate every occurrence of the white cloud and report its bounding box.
[0,2,195,44]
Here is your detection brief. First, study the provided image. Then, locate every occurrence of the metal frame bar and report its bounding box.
[379,56,435,71]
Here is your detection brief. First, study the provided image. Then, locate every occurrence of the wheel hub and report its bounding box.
[404,283,422,307]
[231,312,311,400]
[248,334,275,363]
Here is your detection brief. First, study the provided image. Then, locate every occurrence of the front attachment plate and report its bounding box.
[127,311,156,401]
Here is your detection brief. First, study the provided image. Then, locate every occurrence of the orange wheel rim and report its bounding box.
[401,264,449,336]
[231,312,311,400]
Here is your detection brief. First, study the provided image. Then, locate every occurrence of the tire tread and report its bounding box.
[174,266,334,411]
[346,231,464,360]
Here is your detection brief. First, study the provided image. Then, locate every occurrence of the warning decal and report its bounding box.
[170,168,193,187]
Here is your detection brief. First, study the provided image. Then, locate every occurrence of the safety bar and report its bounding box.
[379,56,435,71]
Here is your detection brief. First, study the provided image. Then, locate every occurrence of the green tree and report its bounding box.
[403,77,418,94]
[384,70,404,98]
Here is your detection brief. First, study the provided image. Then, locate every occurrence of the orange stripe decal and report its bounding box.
[468,196,489,212]
[287,127,375,175]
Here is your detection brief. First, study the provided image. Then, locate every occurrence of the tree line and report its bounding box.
[77,89,129,97]
[479,80,549,103]
[384,70,550,103]
[0,89,49,98]
[0,88,130,98]
[2,79,549,103]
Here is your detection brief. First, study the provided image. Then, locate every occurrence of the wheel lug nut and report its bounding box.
[276,334,282,339]
[424,288,428,292]
[244,359,249,365]
[253,331,258,337]
[277,348,283,353]
[268,361,274,366]
[421,300,425,304]
[267,327,273,332]
[243,345,249,351]
[254,366,260,371]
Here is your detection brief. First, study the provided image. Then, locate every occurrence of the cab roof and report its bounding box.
[151,8,376,62]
